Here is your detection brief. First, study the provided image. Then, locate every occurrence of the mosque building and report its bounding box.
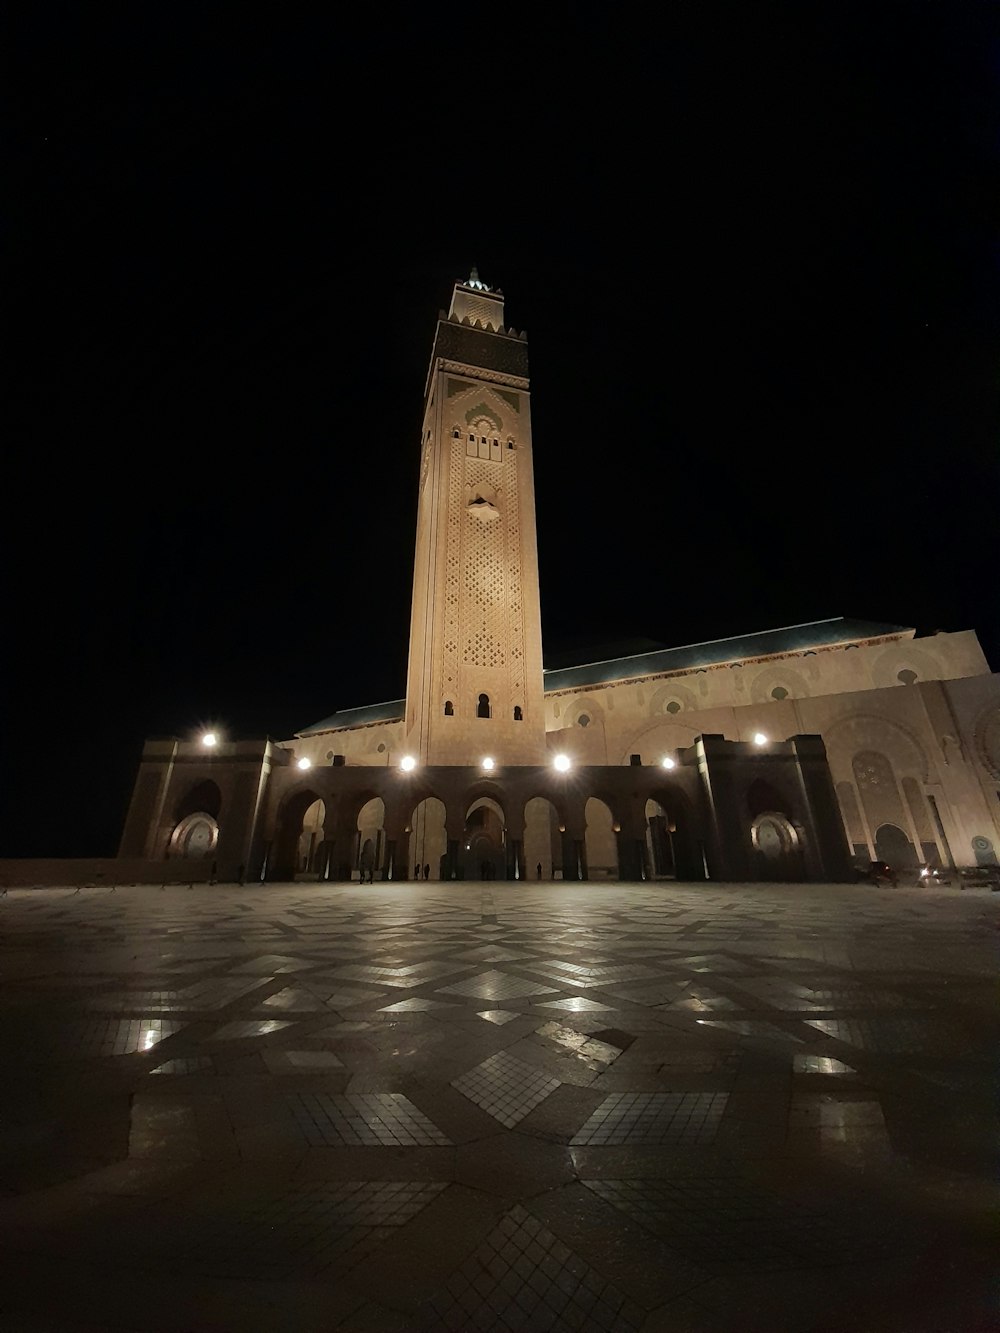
[118,273,1000,884]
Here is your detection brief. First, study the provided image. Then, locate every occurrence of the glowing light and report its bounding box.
[482,756,495,771]
[201,732,217,748]
[400,755,416,772]
[296,757,312,771]
[753,732,768,746]
[661,756,676,770]
[553,754,571,772]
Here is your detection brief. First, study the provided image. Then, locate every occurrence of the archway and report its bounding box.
[407,796,447,881]
[271,788,326,881]
[584,797,617,880]
[167,780,222,860]
[645,798,675,879]
[750,812,802,881]
[460,797,505,880]
[645,788,702,881]
[167,811,219,860]
[523,796,562,881]
[874,822,915,869]
[357,797,385,882]
[297,799,325,876]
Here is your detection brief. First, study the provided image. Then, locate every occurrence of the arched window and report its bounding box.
[444,700,454,716]
[578,714,591,728]
[513,706,523,721]
[477,693,491,718]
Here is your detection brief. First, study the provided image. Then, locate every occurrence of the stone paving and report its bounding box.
[0,881,996,1331]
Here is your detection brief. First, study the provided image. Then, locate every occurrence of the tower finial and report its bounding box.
[468,264,485,291]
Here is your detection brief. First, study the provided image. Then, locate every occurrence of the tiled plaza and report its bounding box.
[0,881,996,1331]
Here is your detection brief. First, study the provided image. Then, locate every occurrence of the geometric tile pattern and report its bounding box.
[695,1018,804,1042]
[416,1204,644,1332]
[570,1092,728,1145]
[207,1020,293,1041]
[287,1092,452,1146]
[805,1016,965,1053]
[150,1055,215,1076]
[438,970,559,1001]
[793,1054,857,1075]
[199,1181,449,1279]
[535,1022,622,1065]
[535,996,617,1012]
[259,986,328,1011]
[525,961,661,987]
[585,1177,904,1267]
[477,1009,521,1025]
[45,1018,183,1057]
[88,991,182,1012]
[2,880,994,1332]
[604,981,691,1006]
[452,1050,560,1127]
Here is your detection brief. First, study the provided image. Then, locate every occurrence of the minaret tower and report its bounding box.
[404,270,547,765]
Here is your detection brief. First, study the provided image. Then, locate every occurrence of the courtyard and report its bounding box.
[0,880,996,1331]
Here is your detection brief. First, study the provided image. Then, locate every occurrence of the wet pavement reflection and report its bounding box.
[0,880,996,1330]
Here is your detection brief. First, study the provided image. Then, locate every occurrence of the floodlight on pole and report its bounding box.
[482,757,495,771]
[753,732,768,747]
[400,755,417,772]
[553,754,571,773]
[296,757,312,771]
[201,732,218,748]
[661,756,676,770]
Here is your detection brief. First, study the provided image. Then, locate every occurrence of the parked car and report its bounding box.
[858,860,898,887]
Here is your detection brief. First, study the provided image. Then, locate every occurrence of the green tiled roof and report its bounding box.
[540,618,910,693]
[296,618,911,734]
[297,699,405,736]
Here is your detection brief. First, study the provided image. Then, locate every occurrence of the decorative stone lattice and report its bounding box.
[442,403,526,692]
[463,458,506,667]
[443,439,464,686]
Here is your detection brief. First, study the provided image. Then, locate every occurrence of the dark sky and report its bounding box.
[12,6,1000,856]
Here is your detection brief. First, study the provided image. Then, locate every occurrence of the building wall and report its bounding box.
[537,630,999,872]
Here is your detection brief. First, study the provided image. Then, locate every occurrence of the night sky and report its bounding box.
[12,7,999,856]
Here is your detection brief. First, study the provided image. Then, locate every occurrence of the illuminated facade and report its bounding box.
[116,275,1000,885]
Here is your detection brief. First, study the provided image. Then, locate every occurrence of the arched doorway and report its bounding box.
[645,798,674,879]
[523,796,562,881]
[747,779,803,881]
[751,812,802,881]
[407,797,447,881]
[357,797,385,882]
[297,799,325,876]
[584,797,618,880]
[461,797,505,880]
[168,811,219,860]
[167,780,222,861]
[271,789,327,881]
[645,788,702,881]
[874,822,915,869]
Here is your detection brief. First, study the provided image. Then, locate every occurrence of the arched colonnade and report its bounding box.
[259,772,704,883]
